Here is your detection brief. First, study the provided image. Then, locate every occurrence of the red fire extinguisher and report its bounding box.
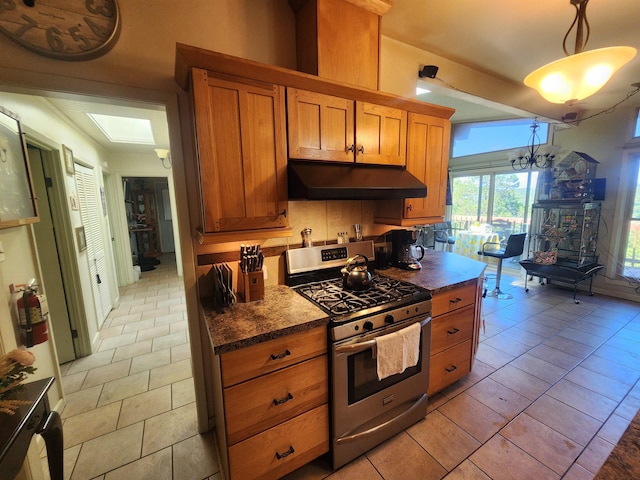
[16,279,49,347]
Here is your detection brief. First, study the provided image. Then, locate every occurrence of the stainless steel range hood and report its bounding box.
[288,160,427,200]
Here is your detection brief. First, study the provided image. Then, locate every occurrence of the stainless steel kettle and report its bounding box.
[341,254,372,291]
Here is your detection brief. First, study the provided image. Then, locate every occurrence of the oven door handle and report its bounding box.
[334,317,430,355]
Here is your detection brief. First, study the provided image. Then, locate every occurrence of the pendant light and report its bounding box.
[524,0,636,105]
[508,119,559,170]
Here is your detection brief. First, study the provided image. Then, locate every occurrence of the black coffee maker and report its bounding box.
[391,229,425,270]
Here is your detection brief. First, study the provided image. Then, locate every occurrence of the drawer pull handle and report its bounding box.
[346,144,355,153]
[276,445,295,460]
[445,364,458,373]
[447,327,460,335]
[449,297,462,304]
[273,393,293,406]
[270,349,291,361]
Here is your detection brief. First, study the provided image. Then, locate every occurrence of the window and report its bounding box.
[622,154,640,278]
[452,118,550,158]
[451,171,538,240]
[634,108,640,138]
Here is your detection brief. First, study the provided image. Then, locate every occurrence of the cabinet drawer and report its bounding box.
[224,355,328,444]
[228,404,329,480]
[221,327,327,387]
[431,305,474,355]
[428,340,472,395]
[432,284,476,317]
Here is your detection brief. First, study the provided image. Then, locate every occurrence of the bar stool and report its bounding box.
[478,233,526,299]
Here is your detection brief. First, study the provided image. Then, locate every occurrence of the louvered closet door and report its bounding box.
[75,163,112,327]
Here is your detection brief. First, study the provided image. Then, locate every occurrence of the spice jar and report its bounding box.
[301,228,313,247]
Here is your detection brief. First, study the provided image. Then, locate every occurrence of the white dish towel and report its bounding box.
[374,322,421,380]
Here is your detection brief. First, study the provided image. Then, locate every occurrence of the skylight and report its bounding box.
[87,113,155,144]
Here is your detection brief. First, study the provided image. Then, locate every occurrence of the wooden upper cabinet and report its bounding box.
[404,113,449,219]
[291,0,381,90]
[287,88,406,166]
[356,101,407,166]
[375,113,450,225]
[191,68,289,234]
[287,88,354,163]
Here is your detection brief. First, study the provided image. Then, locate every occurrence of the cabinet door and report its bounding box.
[287,88,354,163]
[404,113,449,219]
[355,101,407,166]
[192,69,289,233]
[314,0,379,89]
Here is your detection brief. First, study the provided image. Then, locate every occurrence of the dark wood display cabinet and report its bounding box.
[129,189,161,257]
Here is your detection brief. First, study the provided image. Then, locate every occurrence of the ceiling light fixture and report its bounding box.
[154,148,172,169]
[508,119,559,170]
[524,0,636,105]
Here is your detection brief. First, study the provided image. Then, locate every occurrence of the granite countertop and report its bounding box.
[595,406,640,478]
[380,249,486,295]
[202,250,485,354]
[201,284,329,354]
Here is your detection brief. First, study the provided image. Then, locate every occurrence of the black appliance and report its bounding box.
[391,229,425,270]
[285,241,432,469]
[287,160,427,200]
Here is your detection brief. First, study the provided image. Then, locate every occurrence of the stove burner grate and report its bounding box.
[294,274,427,317]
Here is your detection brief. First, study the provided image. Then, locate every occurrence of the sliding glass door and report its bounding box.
[451,170,538,240]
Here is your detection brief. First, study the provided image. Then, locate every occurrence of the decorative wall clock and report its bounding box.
[0,0,121,61]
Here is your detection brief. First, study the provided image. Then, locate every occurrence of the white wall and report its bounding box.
[0,92,117,360]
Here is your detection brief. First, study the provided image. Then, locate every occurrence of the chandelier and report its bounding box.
[524,0,636,105]
[508,120,559,170]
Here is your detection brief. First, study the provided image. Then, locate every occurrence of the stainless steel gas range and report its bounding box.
[286,241,432,469]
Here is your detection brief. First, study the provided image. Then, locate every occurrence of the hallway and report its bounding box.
[54,255,219,479]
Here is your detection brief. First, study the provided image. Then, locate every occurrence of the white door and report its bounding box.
[75,163,112,326]
[28,147,77,363]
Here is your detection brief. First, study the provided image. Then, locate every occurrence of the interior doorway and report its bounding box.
[123,176,175,273]
[27,146,78,363]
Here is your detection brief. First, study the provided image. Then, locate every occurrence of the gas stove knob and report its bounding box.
[363,321,374,331]
[385,314,395,324]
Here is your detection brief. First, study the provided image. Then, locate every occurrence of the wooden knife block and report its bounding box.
[238,270,264,303]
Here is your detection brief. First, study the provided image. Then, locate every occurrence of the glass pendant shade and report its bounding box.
[154,148,169,159]
[525,46,637,104]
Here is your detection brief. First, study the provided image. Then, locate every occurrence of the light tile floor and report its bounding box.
[52,255,640,479]
[52,254,220,480]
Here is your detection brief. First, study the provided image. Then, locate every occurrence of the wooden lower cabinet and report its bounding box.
[430,304,475,355]
[428,279,482,395]
[228,404,329,480]
[224,355,328,444]
[213,327,329,479]
[429,340,472,394]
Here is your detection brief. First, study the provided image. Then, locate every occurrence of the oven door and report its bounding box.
[331,316,431,468]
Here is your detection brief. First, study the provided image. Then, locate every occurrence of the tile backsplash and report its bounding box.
[264,199,394,249]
